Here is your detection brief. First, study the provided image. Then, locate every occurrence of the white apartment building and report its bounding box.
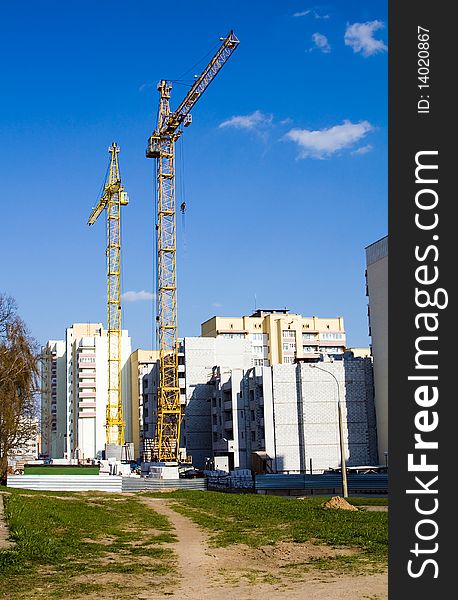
[141,336,252,468]
[210,356,378,473]
[129,349,159,459]
[41,340,66,458]
[141,333,378,472]
[41,323,132,460]
[365,236,388,463]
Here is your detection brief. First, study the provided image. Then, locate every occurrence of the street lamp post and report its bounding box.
[311,364,348,498]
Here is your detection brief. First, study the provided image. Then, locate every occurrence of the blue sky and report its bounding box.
[0,0,387,351]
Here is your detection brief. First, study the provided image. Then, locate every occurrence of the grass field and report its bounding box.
[0,489,388,598]
[146,490,388,567]
[23,466,100,475]
[0,490,177,599]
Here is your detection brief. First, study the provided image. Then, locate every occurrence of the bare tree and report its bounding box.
[0,293,39,484]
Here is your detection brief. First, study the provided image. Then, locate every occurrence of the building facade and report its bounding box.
[201,310,346,366]
[40,323,132,460]
[365,236,388,463]
[141,336,252,468]
[209,356,378,473]
[129,349,159,459]
[41,340,66,458]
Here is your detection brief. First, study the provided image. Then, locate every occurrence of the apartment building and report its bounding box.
[41,340,66,458]
[41,323,132,460]
[210,356,378,473]
[201,310,346,366]
[365,236,388,463]
[129,349,159,458]
[141,336,252,468]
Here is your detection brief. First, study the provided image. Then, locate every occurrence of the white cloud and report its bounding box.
[312,32,331,53]
[352,144,373,155]
[293,9,329,19]
[121,290,155,302]
[212,302,222,308]
[344,21,387,57]
[284,120,373,159]
[219,110,273,130]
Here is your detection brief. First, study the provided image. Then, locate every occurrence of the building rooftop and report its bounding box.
[249,309,290,317]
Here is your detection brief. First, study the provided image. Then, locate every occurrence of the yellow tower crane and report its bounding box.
[146,31,240,463]
[88,142,129,447]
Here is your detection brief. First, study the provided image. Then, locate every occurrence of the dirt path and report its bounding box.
[140,497,387,600]
[0,493,14,550]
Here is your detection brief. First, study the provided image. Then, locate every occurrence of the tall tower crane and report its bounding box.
[146,31,240,462]
[88,143,129,447]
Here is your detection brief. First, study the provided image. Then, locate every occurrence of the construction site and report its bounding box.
[0,4,390,598]
[5,29,388,493]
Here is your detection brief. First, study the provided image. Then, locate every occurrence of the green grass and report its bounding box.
[0,491,176,599]
[23,466,99,475]
[144,490,387,565]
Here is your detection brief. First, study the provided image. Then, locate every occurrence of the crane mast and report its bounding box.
[88,143,129,447]
[146,31,239,462]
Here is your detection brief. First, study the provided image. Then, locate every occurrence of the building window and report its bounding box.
[253,359,263,366]
[302,333,316,341]
[282,342,296,351]
[220,333,245,339]
[282,330,296,339]
[283,356,295,364]
[251,431,256,442]
[303,346,315,353]
[321,332,344,340]
[253,345,263,354]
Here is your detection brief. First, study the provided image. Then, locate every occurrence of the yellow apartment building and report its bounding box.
[201,309,346,366]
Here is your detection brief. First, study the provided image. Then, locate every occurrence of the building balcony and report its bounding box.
[79,411,96,418]
[78,391,96,399]
[79,401,96,408]
[79,371,96,378]
[79,381,96,388]
[223,400,232,411]
[224,420,233,430]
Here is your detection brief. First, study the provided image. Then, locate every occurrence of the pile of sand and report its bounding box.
[322,496,358,511]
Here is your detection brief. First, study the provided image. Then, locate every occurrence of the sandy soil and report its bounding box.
[136,498,388,600]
